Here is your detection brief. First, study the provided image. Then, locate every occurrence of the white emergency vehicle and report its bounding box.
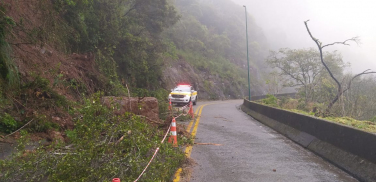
[168,84,198,105]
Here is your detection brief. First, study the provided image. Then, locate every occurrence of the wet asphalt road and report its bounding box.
[188,100,358,182]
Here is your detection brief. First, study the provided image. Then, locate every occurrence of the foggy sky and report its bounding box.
[231,0,376,73]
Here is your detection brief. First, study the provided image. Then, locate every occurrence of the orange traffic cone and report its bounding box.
[168,118,178,147]
[169,99,172,111]
[112,178,120,182]
[188,101,194,119]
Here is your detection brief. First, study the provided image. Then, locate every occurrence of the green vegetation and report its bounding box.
[0,73,71,133]
[266,48,343,104]
[266,22,376,122]
[266,46,376,121]
[257,98,376,133]
[259,94,278,107]
[325,117,376,133]
[23,73,70,108]
[0,113,18,134]
[0,6,18,90]
[0,94,186,181]
[0,0,269,180]
[53,0,179,89]
[165,0,268,96]
[370,116,376,123]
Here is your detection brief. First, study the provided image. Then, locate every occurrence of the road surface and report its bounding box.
[177,100,358,182]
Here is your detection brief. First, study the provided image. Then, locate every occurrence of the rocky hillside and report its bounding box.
[0,0,126,137]
[0,0,269,137]
[0,0,269,180]
[161,0,269,99]
[162,59,264,100]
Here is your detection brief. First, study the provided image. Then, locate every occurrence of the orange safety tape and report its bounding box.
[133,147,160,182]
[134,114,184,181]
[132,103,193,181]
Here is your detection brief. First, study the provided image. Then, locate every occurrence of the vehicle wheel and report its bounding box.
[193,97,197,105]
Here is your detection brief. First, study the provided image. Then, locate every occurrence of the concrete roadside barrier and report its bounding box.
[241,99,376,182]
[250,93,296,101]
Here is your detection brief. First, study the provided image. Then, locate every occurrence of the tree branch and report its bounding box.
[285,83,304,87]
[304,20,341,90]
[343,70,376,93]
[124,5,136,17]
[5,119,34,138]
[304,20,321,47]
[277,66,306,87]
[9,42,34,46]
[322,37,360,49]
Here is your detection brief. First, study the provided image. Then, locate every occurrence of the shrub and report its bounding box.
[0,113,18,134]
[0,94,185,181]
[370,116,376,123]
[260,94,278,107]
[0,6,19,89]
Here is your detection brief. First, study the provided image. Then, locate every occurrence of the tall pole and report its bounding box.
[243,5,251,100]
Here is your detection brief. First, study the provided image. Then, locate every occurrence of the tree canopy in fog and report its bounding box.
[267,48,343,103]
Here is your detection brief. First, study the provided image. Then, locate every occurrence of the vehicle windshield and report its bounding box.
[173,86,191,92]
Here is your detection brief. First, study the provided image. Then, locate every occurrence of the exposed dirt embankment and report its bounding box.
[4,0,108,99]
[5,38,107,134]
[0,0,111,141]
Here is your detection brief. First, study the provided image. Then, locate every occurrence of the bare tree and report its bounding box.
[304,20,376,114]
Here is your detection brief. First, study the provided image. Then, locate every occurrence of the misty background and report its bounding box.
[232,0,376,73]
